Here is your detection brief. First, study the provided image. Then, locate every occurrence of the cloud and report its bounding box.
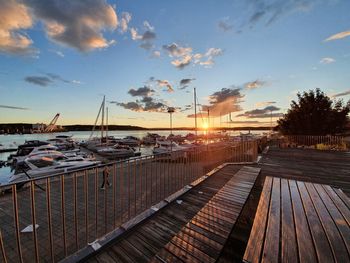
[0,104,29,110]
[131,26,156,41]
[156,80,174,92]
[143,21,154,31]
[141,31,156,41]
[120,12,131,33]
[25,76,53,86]
[130,22,156,53]
[209,88,242,104]
[163,43,192,57]
[130,28,142,40]
[205,48,223,57]
[114,101,143,111]
[114,96,167,113]
[26,0,118,52]
[198,87,244,117]
[128,86,154,97]
[255,101,276,107]
[218,19,233,32]
[171,55,192,69]
[246,0,315,28]
[49,49,64,57]
[225,120,260,124]
[163,43,223,69]
[197,48,223,68]
[324,30,350,41]
[24,73,80,86]
[150,50,161,58]
[179,78,195,89]
[332,90,350,98]
[245,80,266,90]
[0,0,35,55]
[320,57,336,64]
[139,42,154,50]
[237,105,283,118]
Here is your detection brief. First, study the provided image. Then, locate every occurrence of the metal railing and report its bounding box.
[0,140,258,263]
[281,135,347,151]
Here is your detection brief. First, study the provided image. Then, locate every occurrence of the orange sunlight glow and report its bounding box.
[202,122,209,130]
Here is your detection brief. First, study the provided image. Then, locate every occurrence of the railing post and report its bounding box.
[12,185,23,263]
[0,229,7,263]
[46,178,54,262]
[60,176,67,257]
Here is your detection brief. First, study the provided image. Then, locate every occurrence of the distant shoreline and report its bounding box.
[0,123,273,134]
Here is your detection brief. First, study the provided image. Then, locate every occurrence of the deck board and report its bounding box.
[87,164,245,262]
[151,166,260,262]
[244,175,350,263]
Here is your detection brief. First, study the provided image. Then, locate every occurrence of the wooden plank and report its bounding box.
[280,179,298,263]
[152,248,183,263]
[323,185,350,226]
[261,177,281,263]
[164,242,201,262]
[305,182,349,262]
[182,226,222,252]
[186,222,226,245]
[244,176,273,263]
[297,181,334,262]
[289,180,317,263]
[170,236,215,263]
[333,188,350,209]
[315,184,350,255]
[118,239,150,262]
[175,231,220,259]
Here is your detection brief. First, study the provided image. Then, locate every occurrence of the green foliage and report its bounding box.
[277,89,350,135]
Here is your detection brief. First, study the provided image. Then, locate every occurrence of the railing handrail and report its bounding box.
[0,142,241,188]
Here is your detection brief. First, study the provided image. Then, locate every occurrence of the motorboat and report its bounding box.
[167,134,185,143]
[142,133,160,145]
[0,143,17,153]
[97,144,135,159]
[118,136,141,147]
[46,135,75,150]
[8,140,50,160]
[9,156,101,183]
[153,139,187,156]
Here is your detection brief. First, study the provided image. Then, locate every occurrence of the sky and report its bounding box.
[0,0,349,128]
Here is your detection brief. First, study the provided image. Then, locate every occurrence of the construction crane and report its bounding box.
[44,113,60,132]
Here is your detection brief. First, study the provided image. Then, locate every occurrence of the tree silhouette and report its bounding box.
[277,89,350,135]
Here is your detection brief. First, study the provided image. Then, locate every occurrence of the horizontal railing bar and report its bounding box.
[0,143,244,188]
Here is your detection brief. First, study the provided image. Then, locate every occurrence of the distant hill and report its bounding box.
[63,125,145,131]
[0,123,273,134]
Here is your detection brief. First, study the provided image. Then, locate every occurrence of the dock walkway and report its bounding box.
[86,164,259,262]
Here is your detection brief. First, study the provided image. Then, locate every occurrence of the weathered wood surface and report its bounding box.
[244,176,350,263]
[88,165,260,262]
[149,166,260,263]
[258,147,350,195]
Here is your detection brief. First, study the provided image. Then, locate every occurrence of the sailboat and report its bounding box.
[83,97,138,159]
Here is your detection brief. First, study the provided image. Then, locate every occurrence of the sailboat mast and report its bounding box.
[194,87,197,137]
[106,106,109,143]
[101,96,105,141]
[89,98,104,140]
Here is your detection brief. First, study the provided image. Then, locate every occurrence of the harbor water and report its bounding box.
[0,130,264,183]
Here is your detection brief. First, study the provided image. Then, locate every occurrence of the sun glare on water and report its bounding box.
[202,122,209,130]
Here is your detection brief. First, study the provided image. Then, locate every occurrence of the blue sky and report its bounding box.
[0,0,349,128]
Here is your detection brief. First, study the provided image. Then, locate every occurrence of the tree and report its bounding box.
[277,88,350,135]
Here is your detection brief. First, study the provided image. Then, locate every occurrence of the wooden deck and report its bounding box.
[258,147,350,195]
[86,165,259,262]
[244,176,350,263]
